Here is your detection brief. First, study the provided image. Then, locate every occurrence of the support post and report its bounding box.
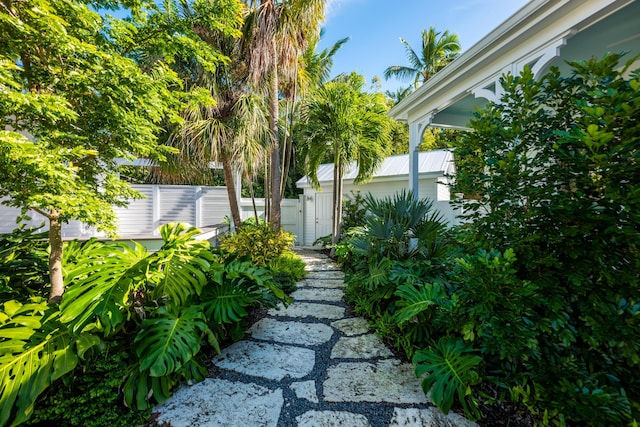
[408,115,432,196]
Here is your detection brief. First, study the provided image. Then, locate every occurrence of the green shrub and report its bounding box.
[341,191,366,232]
[269,251,306,293]
[342,191,453,358]
[0,226,49,301]
[0,223,290,426]
[25,352,149,427]
[449,54,640,424]
[220,222,295,266]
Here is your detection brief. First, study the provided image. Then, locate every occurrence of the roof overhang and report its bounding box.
[389,0,640,129]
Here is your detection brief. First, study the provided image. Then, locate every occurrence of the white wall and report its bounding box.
[0,185,232,238]
[239,197,303,244]
[299,176,462,245]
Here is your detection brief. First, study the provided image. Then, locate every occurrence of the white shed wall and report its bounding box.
[300,176,461,246]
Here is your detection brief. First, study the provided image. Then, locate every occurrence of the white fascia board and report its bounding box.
[310,171,445,188]
[389,0,631,124]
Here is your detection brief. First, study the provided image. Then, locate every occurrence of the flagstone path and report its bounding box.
[152,248,477,427]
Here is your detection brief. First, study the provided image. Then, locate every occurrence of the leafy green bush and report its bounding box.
[0,222,289,426]
[447,54,640,424]
[25,352,149,427]
[343,190,451,315]
[220,221,295,266]
[341,190,366,232]
[342,190,453,361]
[0,226,49,301]
[269,251,306,293]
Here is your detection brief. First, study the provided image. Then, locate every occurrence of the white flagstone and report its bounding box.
[212,341,315,381]
[154,379,283,427]
[249,318,334,346]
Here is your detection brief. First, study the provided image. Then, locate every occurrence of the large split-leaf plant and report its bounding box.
[0,223,217,425]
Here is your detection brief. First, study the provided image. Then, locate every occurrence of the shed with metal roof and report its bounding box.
[295,149,460,246]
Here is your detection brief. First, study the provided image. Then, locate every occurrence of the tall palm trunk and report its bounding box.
[330,155,343,257]
[221,155,242,227]
[280,69,298,200]
[248,178,260,223]
[268,52,282,231]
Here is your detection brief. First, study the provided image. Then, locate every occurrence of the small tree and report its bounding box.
[0,0,226,302]
[300,73,393,250]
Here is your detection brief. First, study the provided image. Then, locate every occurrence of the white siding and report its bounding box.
[115,185,154,235]
[0,185,236,238]
[300,177,461,245]
[201,187,232,226]
[159,186,197,226]
[239,198,302,243]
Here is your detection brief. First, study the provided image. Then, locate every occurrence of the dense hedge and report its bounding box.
[338,54,639,426]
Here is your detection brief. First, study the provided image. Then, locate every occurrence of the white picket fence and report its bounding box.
[0,185,303,242]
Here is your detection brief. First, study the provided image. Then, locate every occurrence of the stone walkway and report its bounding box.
[153,248,477,427]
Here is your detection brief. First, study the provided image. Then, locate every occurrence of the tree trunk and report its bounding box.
[48,210,64,304]
[221,155,242,228]
[248,178,260,224]
[268,51,282,232]
[280,72,298,201]
[330,158,343,257]
[264,162,270,222]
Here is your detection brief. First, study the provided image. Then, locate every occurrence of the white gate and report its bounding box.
[314,192,333,241]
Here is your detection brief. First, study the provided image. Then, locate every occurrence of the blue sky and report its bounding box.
[318,0,530,93]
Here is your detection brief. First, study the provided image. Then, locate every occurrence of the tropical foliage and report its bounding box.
[0,223,291,426]
[339,54,640,426]
[0,0,243,302]
[299,72,393,248]
[384,26,460,88]
[220,220,296,267]
[244,0,326,231]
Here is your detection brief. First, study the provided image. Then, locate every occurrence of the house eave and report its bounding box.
[388,0,636,124]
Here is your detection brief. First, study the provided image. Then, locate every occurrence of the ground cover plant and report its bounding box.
[0,222,298,427]
[339,54,639,426]
[219,219,306,294]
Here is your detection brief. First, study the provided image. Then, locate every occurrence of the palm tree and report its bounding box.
[279,32,349,200]
[384,26,460,88]
[156,5,268,229]
[385,85,413,105]
[245,0,325,231]
[299,73,393,250]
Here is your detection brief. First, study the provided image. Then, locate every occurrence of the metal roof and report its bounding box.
[296,149,454,188]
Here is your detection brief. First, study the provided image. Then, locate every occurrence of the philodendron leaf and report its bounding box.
[414,337,482,418]
[394,282,451,324]
[60,242,148,335]
[134,306,207,377]
[123,364,178,410]
[0,299,99,426]
[151,223,212,307]
[200,280,256,324]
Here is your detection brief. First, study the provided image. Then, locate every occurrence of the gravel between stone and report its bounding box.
[152,248,477,427]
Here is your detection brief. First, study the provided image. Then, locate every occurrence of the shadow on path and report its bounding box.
[152,248,477,427]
